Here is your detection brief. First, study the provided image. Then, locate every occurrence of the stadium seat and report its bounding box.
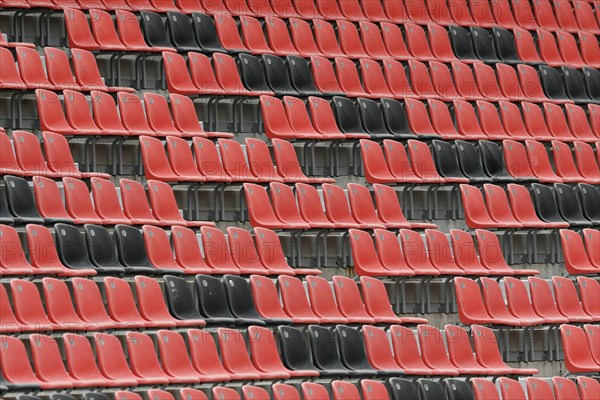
[559,229,598,274]
[336,20,367,59]
[483,183,522,228]
[454,140,491,182]
[574,141,600,183]
[374,183,435,229]
[155,330,203,383]
[577,277,600,319]
[305,275,347,324]
[133,275,197,328]
[266,182,309,229]
[148,179,213,227]
[336,325,384,375]
[199,226,251,275]
[322,184,362,229]
[446,324,499,375]
[189,137,231,182]
[472,324,538,374]
[330,276,373,323]
[162,274,207,323]
[32,176,74,224]
[71,48,133,92]
[459,184,497,228]
[271,138,333,183]
[583,229,600,266]
[277,275,321,324]
[577,376,600,400]
[115,224,172,274]
[527,277,566,325]
[250,275,293,323]
[331,57,367,98]
[552,277,594,322]
[554,183,593,227]
[254,227,319,276]
[560,324,600,373]
[42,132,109,179]
[504,277,559,324]
[89,90,129,136]
[400,228,446,275]
[3,175,44,224]
[471,378,500,400]
[293,183,334,229]
[275,326,320,378]
[225,227,269,275]
[453,229,508,276]
[308,325,354,376]
[454,277,508,325]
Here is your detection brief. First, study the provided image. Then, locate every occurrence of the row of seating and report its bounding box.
[472,376,598,400]
[1,219,317,276]
[560,324,600,374]
[36,90,229,138]
[5,375,599,400]
[61,4,600,60]
[0,174,212,227]
[362,139,600,185]
[140,135,333,183]
[244,182,437,230]
[454,276,599,326]
[460,183,600,231]
[10,375,600,400]
[0,323,538,391]
[349,227,537,277]
[0,46,131,92]
[8,0,600,35]
[0,273,419,332]
[1,130,110,178]
[360,139,600,188]
[262,96,600,143]
[560,229,600,274]
[164,47,600,104]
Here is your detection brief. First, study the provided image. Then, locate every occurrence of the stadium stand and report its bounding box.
[0,0,598,398]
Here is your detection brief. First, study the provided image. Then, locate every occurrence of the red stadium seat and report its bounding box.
[185,329,231,382]
[560,324,600,373]
[305,275,347,323]
[277,275,319,323]
[156,330,202,383]
[472,324,538,374]
[389,325,438,375]
[553,276,594,322]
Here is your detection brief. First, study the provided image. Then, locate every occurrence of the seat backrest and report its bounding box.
[139,10,173,48]
[114,225,153,269]
[277,326,317,372]
[307,325,348,372]
[195,274,235,320]
[162,275,204,320]
[54,223,94,271]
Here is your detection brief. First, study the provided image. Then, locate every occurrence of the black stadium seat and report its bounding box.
[3,175,45,225]
[222,274,270,325]
[277,326,321,376]
[163,275,206,322]
[191,13,226,54]
[166,11,201,52]
[308,325,353,377]
[194,275,239,325]
[262,54,298,96]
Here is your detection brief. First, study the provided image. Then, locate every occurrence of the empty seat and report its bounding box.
[148,180,213,227]
[199,226,253,275]
[454,140,491,183]
[308,325,353,376]
[459,184,497,229]
[254,227,319,276]
[472,324,538,374]
[3,175,45,224]
[278,275,321,324]
[574,141,600,183]
[478,140,513,182]
[553,276,594,322]
[305,275,347,324]
[162,275,206,323]
[250,275,294,322]
[277,326,320,377]
[554,183,593,227]
[32,176,74,225]
[560,324,600,373]
[346,183,386,229]
[115,224,174,274]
